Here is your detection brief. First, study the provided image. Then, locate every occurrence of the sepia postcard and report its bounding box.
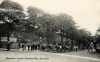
[0,0,100,62]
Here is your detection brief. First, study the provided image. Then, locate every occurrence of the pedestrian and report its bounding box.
[56,44,59,52]
[93,41,97,49]
[59,45,62,51]
[67,46,70,51]
[28,45,30,50]
[7,42,10,51]
[24,44,26,50]
[34,44,36,50]
[35,44,37,50]
[31,44,33,50]
[22,44,25,51]
[76,48,77,52]
[38,44,40,50]
[70,45,73,51]
[33,44,35,50]
[43,43,46,51]
[19,43,20,49]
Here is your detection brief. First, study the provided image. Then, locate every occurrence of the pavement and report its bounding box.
[0,48,100,62]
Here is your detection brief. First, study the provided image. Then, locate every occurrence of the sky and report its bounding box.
[9,0,100,35]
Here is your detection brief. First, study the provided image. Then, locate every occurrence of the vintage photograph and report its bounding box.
[0,0,100,62]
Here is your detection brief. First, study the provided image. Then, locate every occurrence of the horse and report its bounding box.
[88,42,95,52]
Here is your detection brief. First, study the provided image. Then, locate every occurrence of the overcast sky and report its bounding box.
[10,0,100,35]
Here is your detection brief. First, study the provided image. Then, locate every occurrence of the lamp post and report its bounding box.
[52,26,56,43]
[39,27,45,50]
[61,27,64,45]
[39,37,42,50]
[39,28,42,43]
[40,37,42,44]
[46,21,50,45]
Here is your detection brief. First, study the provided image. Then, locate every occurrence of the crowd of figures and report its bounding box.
[20,43,95,52]
[21,44,40,51]
[6,41,99,52]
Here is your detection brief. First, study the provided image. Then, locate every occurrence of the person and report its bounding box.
[76,48,77,52]
[19,43,20,49]
[33,44,35,50]
[59,45,62,52]
[93,41,97,49]
[22,44,25,51]
[31,44,33,50]
[28,45,30,50]
[43,43,46,51]
[56,44,59,52]
[82,43,84,50]
[34,44,37,50]
[70,44,73,51]
[24,44,26,50]
[7,42,10,51]
[36,44,37,50]
[37,44,40,50]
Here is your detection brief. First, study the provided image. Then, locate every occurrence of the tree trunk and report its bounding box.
[0,36,1,48]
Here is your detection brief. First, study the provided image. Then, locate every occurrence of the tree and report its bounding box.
[76,29,92,45]
[26,6,92,46]
[95,27,100,44]
[0,0,26,39]
[52,13,77,44]
[27,6,44,24]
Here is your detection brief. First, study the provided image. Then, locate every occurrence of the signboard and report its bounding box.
[9,37,17,42]
[1,37,8,42]
[1,37,17,42]
[0,8,21,12]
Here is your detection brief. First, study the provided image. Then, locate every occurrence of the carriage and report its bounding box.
[95,43,100,52]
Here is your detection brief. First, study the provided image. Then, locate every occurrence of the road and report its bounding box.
[0,48,100,62]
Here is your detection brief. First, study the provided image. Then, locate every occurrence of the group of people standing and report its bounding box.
[21,44,40,51]
[19,41,98,52]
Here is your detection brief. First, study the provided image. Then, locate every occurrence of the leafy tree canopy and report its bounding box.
[0,0,26,22]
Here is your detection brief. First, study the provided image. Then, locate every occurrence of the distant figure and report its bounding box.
[35,44,37,50]
[70,45,73,51]
[24,44,26,50]
[43,43,46,51]
[68,46,70,51]
[37,44,40,50]
[82,43,84,50]
[28,45,30,50]
[78,45,82,50]
[33,44,35,50]
[7,42,10,51]
[59,45,62,51]
[93,41,97,49]
[19,43,20,49]
[86,44,89,49]
[76,48,77,52]
[56,44,59,52]
[34,44,37,50]
[22,44,25,51]
[31,44,33,50]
